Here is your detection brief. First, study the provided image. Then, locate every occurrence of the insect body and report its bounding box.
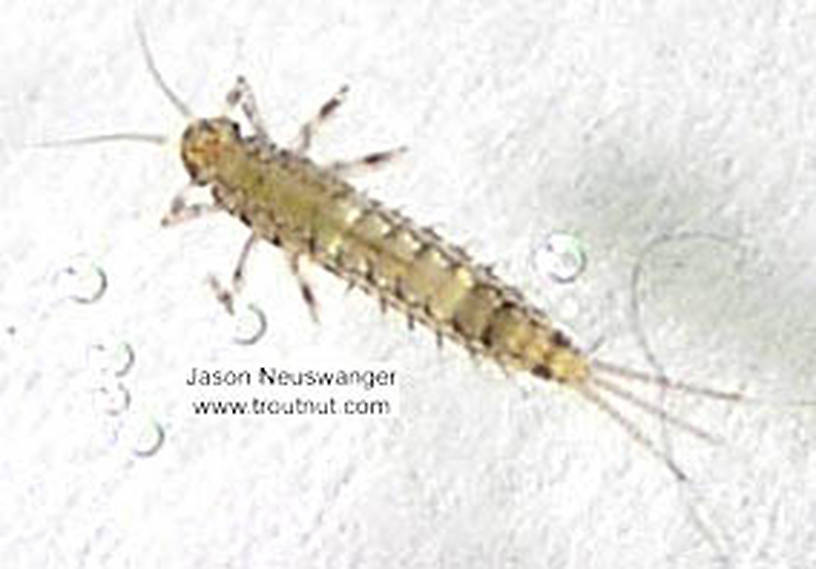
[50,23,749,481]
[180,115,589,384]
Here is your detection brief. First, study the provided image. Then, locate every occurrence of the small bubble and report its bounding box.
[86,342,135,377]
[53,259,107,303]
[131,419,165,458]
[531,232,587,283]
[232,303,267,345]
[92,383,131,416]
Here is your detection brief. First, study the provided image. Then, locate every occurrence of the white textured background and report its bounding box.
[2,1,816,567]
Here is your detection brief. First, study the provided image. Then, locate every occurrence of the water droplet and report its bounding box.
[232,303,267,345]
[53,259,107,303]
[92,383,131,416]
[531,232,587,283]
[86,342,135,377]
[131,419,165,458]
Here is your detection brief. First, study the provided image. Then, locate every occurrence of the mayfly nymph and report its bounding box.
[44,21,756,481]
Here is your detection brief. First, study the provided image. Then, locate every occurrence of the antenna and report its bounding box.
[33,133,167,148]
[135,16,193,119]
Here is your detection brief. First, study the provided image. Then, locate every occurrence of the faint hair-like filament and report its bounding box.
[31,19,196,150]
[135,16,192,119]
[568,358,749,481]
[33,133,167,147]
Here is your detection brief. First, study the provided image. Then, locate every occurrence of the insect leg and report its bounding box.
[289,85,349,156]
[289,253,320,323]
[226,76,271,143]
[327,146,408,177]
[160,185,222,227]
[231,232,260,296]
[208,232,261,314]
